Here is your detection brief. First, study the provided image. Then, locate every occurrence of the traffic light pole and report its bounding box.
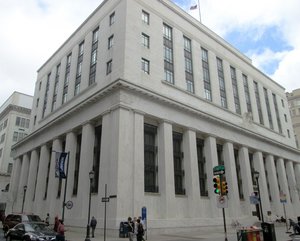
[220,174,228,241]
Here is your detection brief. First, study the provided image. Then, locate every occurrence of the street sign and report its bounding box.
[65,200,73,209]
[216,195,228,208]
[102,197,110,202]
[213,165,225,175]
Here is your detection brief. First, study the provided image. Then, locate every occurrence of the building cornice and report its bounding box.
[0,104,31,121]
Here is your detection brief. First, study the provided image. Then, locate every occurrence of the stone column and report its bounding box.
[253,152,271,219]
[286,160,300,216]
[25,149,39,212]
[183,129,201,217]
[265,155,282,216]
[17,153,30,212]
[294,164,300,196]
[158,120,175,218]
[239,147,256,215]
[9,157,22,213]
[47,139,62,214]
[34,144,50,215]
[204,136,219,217]
[77,122,95,218]
[276,158,293,217]
[223,142,240,218]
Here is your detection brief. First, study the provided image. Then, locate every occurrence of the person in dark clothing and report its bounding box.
[54,216,59,232]
[56,219,65,241]
[127,217,134,241]
[136,219,144,241]
[90,216,97,238]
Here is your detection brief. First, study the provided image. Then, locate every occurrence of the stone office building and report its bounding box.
[9,0,300,231]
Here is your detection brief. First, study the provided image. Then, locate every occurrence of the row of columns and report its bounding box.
[8,107,300,225]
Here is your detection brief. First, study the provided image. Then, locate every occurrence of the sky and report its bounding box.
[1,0,300,105]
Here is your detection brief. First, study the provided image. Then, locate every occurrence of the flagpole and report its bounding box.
[198,0,202,23]
[62,151,70,222]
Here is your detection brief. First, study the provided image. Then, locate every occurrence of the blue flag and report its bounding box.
[55,152,68,178]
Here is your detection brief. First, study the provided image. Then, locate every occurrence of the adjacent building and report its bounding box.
[0,91,32,217]
[8,0,300,233]
[287,89,300,149]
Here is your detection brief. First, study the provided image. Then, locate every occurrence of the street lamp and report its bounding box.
[21,185,27,213]
[85,170,94,241]
[253,171,264,223]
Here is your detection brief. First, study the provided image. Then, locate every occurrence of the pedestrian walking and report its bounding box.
[90,216,97,238]
[56,219,66,241]
[138,216,146,241]
[136,219,145,241]
[127,217,135,241]
[54,216,59,232]
[45,213,50,226]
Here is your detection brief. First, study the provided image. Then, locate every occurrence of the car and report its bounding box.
[3,214,42,233]
[5,222,56,241]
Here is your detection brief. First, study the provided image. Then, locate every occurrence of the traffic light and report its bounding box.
[213,176,221,194]
[221,181,228,195]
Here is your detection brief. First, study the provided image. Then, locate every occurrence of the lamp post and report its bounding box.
[21,185,27,213]
[85,171,94,241]
[253,171,264,223]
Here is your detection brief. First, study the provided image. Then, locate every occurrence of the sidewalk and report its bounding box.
[65,223,294,241]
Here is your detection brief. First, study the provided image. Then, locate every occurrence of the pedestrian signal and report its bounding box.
[221,181,228,195]
[213,176,221,195]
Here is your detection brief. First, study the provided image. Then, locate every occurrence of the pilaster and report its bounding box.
[286,160,300,216]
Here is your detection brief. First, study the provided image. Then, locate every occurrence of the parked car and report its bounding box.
[2,214,42,233]
[5,222,56,241]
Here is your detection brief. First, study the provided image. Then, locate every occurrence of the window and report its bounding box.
[142,10,149,24]
[173,132,185,195]
[217,58,227,108]
[52,64,60,111]
[16,117,21,126]
[197,139,207,196]
[284,114,287,122]
[163,24,174,84]
[142,33,150,48]
[39,81,42,90]
[287,129,290,138]
[4,119,8,128]
[184,36,194,93]
[141,58,150,74]
[254,81,264,125]
[264,88,273,129]
[230,66,241,114]
[34,116,36,125]
[202,48,212,101]
[281,99,285,107]
[0,134,5,144]
[62,55,71,105]
[42,73,51,117]
[7,163,13,174]
[106,60,112,75]
[36,98,39,108]
[108,35,114,49]
[89,27,99,85]
[79,41,84,56]
[13,132,18,142]
[243,74,252,114]
[273,93,282,133]
[144,124,158,193]
[109,12,115,25]
[75,42,84,96]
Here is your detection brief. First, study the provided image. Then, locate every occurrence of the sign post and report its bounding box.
[280,192,290,233]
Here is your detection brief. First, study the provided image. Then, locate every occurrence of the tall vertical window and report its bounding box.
[142,33,150,48]
[217,144,224,165]
[273,93,282,133]
[163,24,174,84]
[264,88,273,129]
[254,81,264,125]
[243,74,252,114]
[75,42,84,96]
[202,48,212,101]
[73,133,81,195]
[92,126,102,193]
[144,124,158,193]
[108,35,114,49]
[173,132,185,195]
[142,10,149,24]
[42,73,51,118]
[62,54,72,104]
[141,58,150,74]
[52,64,60,111]
[234,149,244,199]
[217,58,227,108]
[106,60,112,75]
[109,12,115,26]
[89,27,99,85]
[197,139,207,196]
[230,66,241,114]
[184,36,194,93]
